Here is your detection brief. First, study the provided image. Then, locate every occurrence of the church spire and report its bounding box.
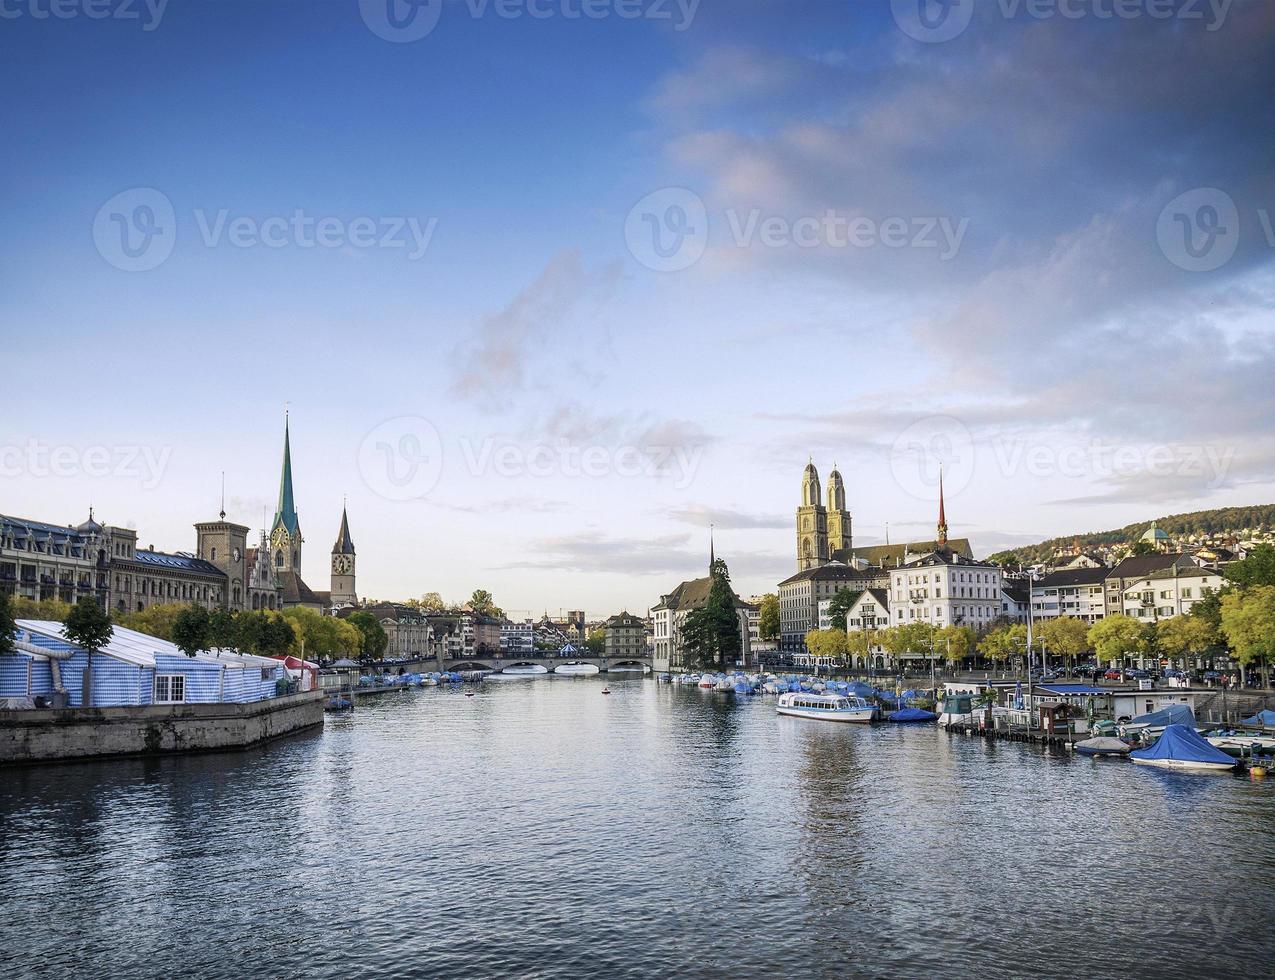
[937,466,949,548]
[709,523,715,571]
[333,501,355,555]
[272,411,301,538]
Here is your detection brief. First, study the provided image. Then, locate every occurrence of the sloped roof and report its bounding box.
[778,562,887,587]
[332,506,355,555]
[831,537,973,567]
[280,570,322,606]
[1035,567,1109,589]
[1107,553,1194,580]
[654,576,749,612]
[128,549,225,577]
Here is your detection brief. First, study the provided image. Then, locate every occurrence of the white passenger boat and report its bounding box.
[776,692,877,723]
[554,661,600,676]
[936,692,976,727]
[497,664,549,676]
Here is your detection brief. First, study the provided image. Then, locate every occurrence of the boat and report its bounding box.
[554,662,601,676]
[698,675,718,689]
[1242,709,1275,727]
[601,687,611,695]
[1120,703,1195,741]
[776,692,877,723]
[714,677,734,692]
[937,692,977,727]
[497,664,549,677]
[1205,730,1275,758]
[889,707,938,724]
[1074,736,1132,757]
[1129,724,1238,772]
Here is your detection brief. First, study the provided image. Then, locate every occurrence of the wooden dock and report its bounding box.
[947,721,1078,749]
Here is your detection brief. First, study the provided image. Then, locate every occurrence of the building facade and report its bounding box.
[603,611,646,660]
[1120,565,1225,620]
[651,575,754,672]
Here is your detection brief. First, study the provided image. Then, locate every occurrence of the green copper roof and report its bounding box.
[272,417,301,538]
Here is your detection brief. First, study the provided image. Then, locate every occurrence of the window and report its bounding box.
[154,674,186,703]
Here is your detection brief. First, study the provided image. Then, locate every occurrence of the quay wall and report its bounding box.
[0,690,324,765]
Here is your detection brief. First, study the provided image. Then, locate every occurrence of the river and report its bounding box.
[1,676,1271,979]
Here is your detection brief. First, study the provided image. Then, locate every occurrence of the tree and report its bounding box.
[1220,587,1275,688]
[118,603,186,642]
[347,611,389,662]
[171,605,211,658]
[234,610,273,656]
[680,558,742,670]
[977,627,1013,668]
[1036,616,1090,671]
[804,628,848,664]
[1129,540,1156,556]
[1224,544,1275,589]
[468,589,503,619]
[63,598,113,706]
[757,594,780,642]
[585,628,606,655]
[208,609,237,650]
[938,625,975,667]
[1156,615,1216,671]
[416,592,449,614]
[845,629,876,669]
[1088,615,1145,667]
[11,597,73,622]
[266,616,297,659]
[824,587,861,632]
[0,591,16,653]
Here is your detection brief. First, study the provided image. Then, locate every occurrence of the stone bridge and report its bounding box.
[441,656,652,674]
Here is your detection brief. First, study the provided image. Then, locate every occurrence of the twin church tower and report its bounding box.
[796,460,853,571]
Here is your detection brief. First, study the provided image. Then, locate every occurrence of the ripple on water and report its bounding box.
[0,678,1271,979]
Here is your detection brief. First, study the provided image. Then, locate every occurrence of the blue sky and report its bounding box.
[2,0,1274,617]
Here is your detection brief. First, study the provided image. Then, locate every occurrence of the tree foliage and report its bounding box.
[1220,586,1275,687]
[680,558,742,671]
[1155,615,1216,663]
[824,587,861,632]
[280,607,353,661]
[937,625,976,665]
[804,628,848,662]
[757,593,780,642]
[117,603,186,642]
[0,592,16,654]
[171,605,211,658]
[1224,544,1275,589]
[63,597,113,653]
[468,589,503,619]
[585,628,606,655]
[10,597,72,622]
[346,611,390,661]
[1087,615,1146,664]
[1036,616,1091,663]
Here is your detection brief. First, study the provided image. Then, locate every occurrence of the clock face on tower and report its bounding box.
[333,555,353,575]
[271,527,288,549]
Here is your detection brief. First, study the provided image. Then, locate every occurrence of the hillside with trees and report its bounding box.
[986,504,1275,566]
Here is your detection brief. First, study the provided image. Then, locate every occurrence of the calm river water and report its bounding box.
[1,677,1272,979]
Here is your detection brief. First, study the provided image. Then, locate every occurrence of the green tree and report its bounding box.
[757,593,780,642]
[468,589,503,619]
[585,627,606,655]
[1087,615,1145,667]
[63,597,113,706]
[845,628,876,669]
[824,587,861,632]
[977,627,1013,668]
[0,592,16,653]
[1224,544,1275,588]
[117,603,186,641]
[1037,616,1090,671]
[266,616,297,659]
[1129,540,1156,556]
[234,610,272,656]
[415,592,450,613]
[208,609,237,650]
[938,624,975,667]
[1156,615,1216,671]
[1220,587,1275,688]
[11,597,72,622]
[171,605,211,657]
[804,628,848,664]
[680,558,742,670]
[347,611,390,662]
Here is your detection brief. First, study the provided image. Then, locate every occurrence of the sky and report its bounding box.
[2,0,1274,618]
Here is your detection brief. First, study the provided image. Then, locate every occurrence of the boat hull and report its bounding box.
[1131,758,1235,772]
[777,705,876,723]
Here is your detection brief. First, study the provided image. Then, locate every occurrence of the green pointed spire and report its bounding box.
[272,414,301,538]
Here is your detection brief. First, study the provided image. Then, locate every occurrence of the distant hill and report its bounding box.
[986,504,1275,566]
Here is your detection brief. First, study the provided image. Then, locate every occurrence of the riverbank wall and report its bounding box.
[0,690,324,765]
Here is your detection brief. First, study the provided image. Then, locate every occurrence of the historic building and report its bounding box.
[245,531,282,611]
[194,508,249,612]
[651,572,755,673]
[1120,565,1225,621]
[329,505,357,609]
[603,611,646,660]
[0,513,111,606]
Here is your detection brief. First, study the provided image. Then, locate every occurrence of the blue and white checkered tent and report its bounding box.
[1,621,284,707]
[3,620,156,707]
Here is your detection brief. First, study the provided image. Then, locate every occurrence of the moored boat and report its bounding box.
[1129,724,1238,772]
[777,692,876,723]
[937,692,976,727]
[1074,736,1132,757]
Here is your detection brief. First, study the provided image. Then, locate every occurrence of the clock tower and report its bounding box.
[330,504,357,607]
[195,509,249,612]
[270,414,303,574]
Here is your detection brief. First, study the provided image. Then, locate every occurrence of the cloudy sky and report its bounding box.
[3,0,1273,617]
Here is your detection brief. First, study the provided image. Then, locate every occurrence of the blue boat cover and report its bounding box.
[1128,703,1195,729]
[1241,709,1275,727]
[1129,724,1235,766]
[890,707,938,723]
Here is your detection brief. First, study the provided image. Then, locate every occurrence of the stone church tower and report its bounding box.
[826,464,852,556]
[796,460,829,571]
[330,504,357,607]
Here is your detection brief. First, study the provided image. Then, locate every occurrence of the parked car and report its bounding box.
[1104,668,1123,680]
